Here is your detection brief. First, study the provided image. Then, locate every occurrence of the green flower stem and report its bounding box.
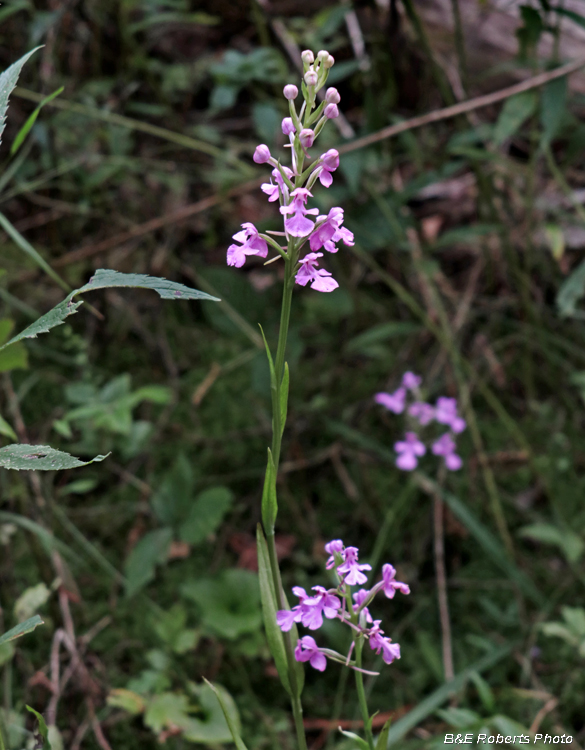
[354,639,375,750]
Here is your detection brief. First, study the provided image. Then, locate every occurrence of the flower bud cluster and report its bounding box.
[226,49,351,294]
[375,372,466,471]
[276,540,409,672]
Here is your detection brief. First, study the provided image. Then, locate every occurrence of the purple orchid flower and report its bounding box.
[431,433,463,471]
[317,148,339,187]
[275,585,308,632]
[434,397,466,434]
[381,564,410,599]
[408,401,435,426]
[325,539,344,569]
[300,586,341,630]
[336,546,371,586]
[368,621,401,664]
[261,166,294,203]
[401,371,422,390]
[295,253,338,293]
[281,187,319,237]
[309,207,354,253]
[375,388,406,414]
[227,223,269,268]
[295,635,327,671]
[394,431,426,471]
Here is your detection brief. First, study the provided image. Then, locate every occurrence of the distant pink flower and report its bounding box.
[394,432,426,471]
[432,433,462,471]
[408,401,435,426]
[435,397,466,434]
[317,149,339,188]
[227,223,268,267]
[375,388,406,414]
[281,187,319,237]
[295,635,327,671]
[295,253,338,293]
[381,564,410,599]
[336,546,371,586]
[402,372,422,390]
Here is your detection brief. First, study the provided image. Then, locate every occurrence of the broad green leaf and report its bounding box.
[106,688,145,715]
[519,522,584,563]
[1,269,220,351]
[261,449,277,533]
[179,486,233,544]
[0,341,28,373]
[280,362,289,436]
[540,76,567,146]
[25,707,51,750]
[0,444,108,471]
[0,48,40,147]
[0,615,44,646]
[181,568,261,639]
[203,678,249,750]
[10,85,63,155]
[561,605,585,636]
[151,453,195,527]
[557,258,585,318]
[124,528,173,598]
[493,91,538,146]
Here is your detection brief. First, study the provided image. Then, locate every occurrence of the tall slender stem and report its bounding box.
[354,639,375,750]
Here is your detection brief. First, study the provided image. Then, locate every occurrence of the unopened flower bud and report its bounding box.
[304,70,318,87]
[283,84,298,100]
[321,148,339,170]
[253,144,272,164]
[324,54,335,69]
[282,117,295,135]
[301,50,314,65]
[299,128,315,148]
[325,87,340,104]
[324,103,339,119]
[317,50,329,62]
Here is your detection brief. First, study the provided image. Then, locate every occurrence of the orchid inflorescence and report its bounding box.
[375,372,466,472]
[276,540,409,672]
[226,49,354,292]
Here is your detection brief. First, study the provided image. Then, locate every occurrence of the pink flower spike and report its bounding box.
[253,144,271,164]
[408,401,435,426]
[402,372,422,390]
[324,103,339,119]
[381,564,410,599]
[394,432,426,471]
[295,253,339,293]
[282,117,295,135]
[325,539,345,569]
[295,636,327,671]
[375,388,406,414]
[434,397,465,432]
[226,223,268,267]
[336,546,371,586]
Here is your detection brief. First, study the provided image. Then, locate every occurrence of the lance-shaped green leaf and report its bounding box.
[203,678,249,750]
[280,362,289,437]
[338,729,370,750]
[25,707,51,750]
[1,269,220,351]
[10,85,63,155]
[0,444,109,471]
[0,48,41,147]
[0,615,44,646]
[375,718,392,750]
[261,449,277,533]
[258,324,276,390]
[257,525,295,696]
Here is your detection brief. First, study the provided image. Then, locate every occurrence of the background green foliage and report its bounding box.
[1,0,585,748]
